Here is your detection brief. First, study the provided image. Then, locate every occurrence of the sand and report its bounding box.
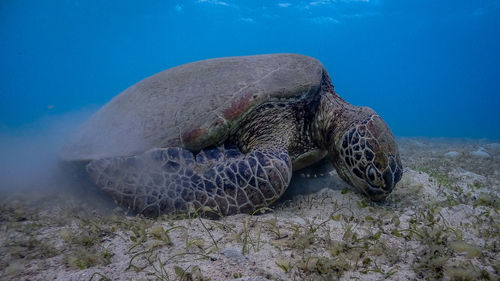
[1,138,499,281]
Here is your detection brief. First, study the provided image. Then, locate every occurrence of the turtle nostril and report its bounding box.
[382,170,393,191]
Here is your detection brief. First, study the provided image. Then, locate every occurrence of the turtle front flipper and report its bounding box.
[86,146,292,217]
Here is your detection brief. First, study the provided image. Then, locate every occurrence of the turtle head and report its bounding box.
[326,109,403,200]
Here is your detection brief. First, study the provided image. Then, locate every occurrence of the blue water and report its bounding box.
[1,0,499,139]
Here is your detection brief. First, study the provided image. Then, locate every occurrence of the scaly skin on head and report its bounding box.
[313,78,403,200]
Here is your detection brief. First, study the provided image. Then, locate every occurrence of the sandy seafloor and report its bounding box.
[1,138,499,281]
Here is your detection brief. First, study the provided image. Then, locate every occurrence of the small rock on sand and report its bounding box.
[221,247,248,262]
[471,147,490,158]
[486,143,499,149]
[444,151,460,158]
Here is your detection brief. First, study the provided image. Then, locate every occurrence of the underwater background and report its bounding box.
[1,0,499,139]
[1,2,500,280]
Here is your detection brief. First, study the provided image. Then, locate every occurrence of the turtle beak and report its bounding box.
[363,185,390,201]
[382,170,394,192]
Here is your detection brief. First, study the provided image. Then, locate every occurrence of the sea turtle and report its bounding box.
[60,54,403,217]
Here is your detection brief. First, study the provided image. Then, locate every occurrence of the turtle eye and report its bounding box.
[366,165,376,182]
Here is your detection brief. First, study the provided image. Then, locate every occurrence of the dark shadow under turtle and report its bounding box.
[60,54,403,217]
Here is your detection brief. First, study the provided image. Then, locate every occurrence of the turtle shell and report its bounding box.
[61,54,326,161]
